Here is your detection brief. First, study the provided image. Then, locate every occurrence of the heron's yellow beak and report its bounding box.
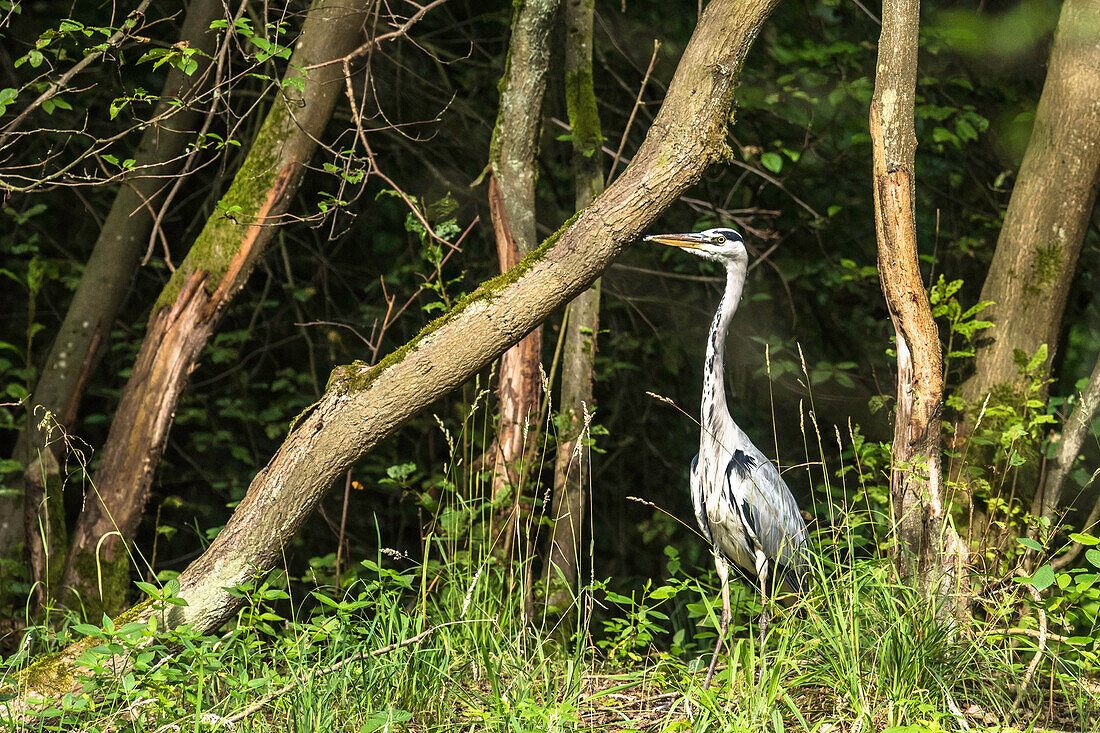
[643,232,709,249]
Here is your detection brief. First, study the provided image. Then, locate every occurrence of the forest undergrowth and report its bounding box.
[2,373,1099,733]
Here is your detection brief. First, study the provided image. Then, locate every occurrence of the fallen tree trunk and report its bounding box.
[10,0,781,708]
[57,0,373,618]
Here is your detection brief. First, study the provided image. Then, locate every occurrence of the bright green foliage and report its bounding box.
[1,0,1099,726]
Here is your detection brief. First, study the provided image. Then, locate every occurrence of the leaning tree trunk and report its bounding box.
[57,0,372,618]
[959,0,1100,423]
[4,0,223,610]
[486,0,560,557]
[870,0,963,599]
[543,0,604,607]
[9,0,780,709]
[1033,352,1100,530]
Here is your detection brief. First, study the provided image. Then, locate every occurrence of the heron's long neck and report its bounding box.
[701,263,746,435]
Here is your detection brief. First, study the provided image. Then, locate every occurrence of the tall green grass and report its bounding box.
[3,373,1099,731]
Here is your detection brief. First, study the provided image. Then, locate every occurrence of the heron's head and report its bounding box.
[644,227,747,265]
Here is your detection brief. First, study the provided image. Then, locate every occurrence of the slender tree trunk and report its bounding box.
[486,0,560,556]
[2,0,224,609]
[870,0,963,599]
[57,0,372,618]
[957,0,1100,427]
[543,0,603,607]
[1033,352,1100,529]
[9,0,781,709]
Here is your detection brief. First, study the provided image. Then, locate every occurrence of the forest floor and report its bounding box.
[3,552,1099,732]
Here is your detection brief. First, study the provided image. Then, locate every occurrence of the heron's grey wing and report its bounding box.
[689,453,713,544]
[727,449,811,591]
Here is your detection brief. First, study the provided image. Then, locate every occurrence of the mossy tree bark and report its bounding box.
[2,0,224,611]
[870,0,963,599]
[9,0,780,709]
[485,0,560,557]
[958,0,1100,430]
[57,0,372,618]
[543,0,603,608]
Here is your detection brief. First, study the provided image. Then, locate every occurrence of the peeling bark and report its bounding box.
[486,0,560,555]
[544,0,604,606]
[870,0,963,598]
[8,0,779,710]
[488,174,544,556]
[960,0,1100,418]
[3,0,224,609]
[57,0,373,618]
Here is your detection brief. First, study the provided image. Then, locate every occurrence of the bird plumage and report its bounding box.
[645,226,810,685]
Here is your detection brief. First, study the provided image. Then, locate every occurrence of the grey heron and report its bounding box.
[646,226,811,687]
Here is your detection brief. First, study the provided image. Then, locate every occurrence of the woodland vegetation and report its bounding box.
[0,0,1098,729]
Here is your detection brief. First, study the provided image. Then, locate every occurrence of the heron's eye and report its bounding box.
[716,235,725,243]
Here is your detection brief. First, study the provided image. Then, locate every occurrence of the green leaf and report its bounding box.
[1017,564,1055,591]
[648,585,678,600]
[1026,344,1048,373]
[955,117,977,141]
[134,580,159,597]
[71,623,102,636]
[1069,532,1099,546]
[1016,537,1042,551]
[931,126,957,144]
[1086,548,1100,569]
[5,383,28,401]
[760,152,783,173]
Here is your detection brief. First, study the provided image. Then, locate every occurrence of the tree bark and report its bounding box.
[960,0,1100,412]
[57,0,372,618]
[870,0,963,597]
[2,0,224,609]
[1033,352,1100,529]
[8,0,780,709]
[544,0,604,606]
[486,0,559,556]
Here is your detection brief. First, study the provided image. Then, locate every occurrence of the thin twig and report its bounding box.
[606,39,660,187]
[335,469,352,579]
[305,0,452,69]
[0,0,156,146]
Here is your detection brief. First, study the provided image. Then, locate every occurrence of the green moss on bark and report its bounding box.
[153,100,290,313]
[17,652,74,697]
[44,469,67,594]
[65,545,132,619]
[332,211,583,394]
[565,69,602,156]
[1026,243,1062,296]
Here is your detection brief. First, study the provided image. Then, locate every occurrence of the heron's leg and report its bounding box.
[754,549,769,683]
[703,552,731,689]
